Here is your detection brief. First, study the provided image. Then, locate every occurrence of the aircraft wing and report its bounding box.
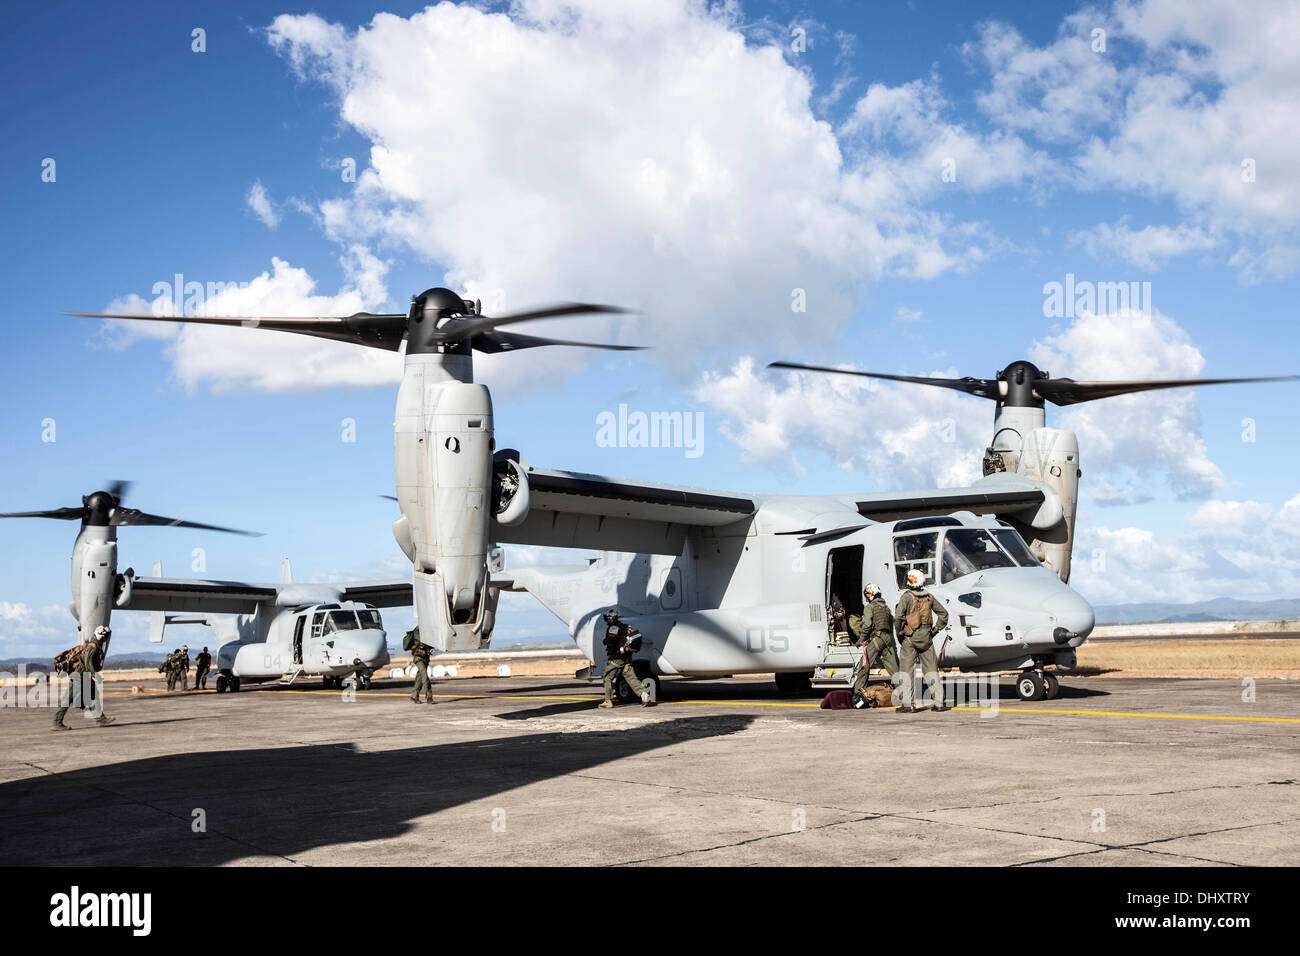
[338,581,413,607]
[493,466,1059,555]
[123,577,278,615]
[125,577,416,614]
[854,484,1047,523]
[492,467,756,555]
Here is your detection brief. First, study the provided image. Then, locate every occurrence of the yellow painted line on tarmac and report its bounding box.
[948,705,1300,723]
[102,686,1300,723]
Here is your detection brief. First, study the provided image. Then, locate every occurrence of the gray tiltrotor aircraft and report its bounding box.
[1,482,410,691]
[143,558,409,691]
[491,360,1293,702]
[73,290,640,655]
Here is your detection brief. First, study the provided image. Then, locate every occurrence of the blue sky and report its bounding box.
[3,0,1299,655]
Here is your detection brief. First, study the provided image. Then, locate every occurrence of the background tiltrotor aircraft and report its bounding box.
[0,481,412,690]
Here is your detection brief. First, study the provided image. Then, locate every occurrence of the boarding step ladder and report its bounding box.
[810,629,862,689]
[278,667,304,686]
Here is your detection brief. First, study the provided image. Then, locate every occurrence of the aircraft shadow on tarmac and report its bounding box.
[0,714,755,866]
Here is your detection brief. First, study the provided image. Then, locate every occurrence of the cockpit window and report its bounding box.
[940,529,1017,582]
[893,532,938,588]
[357,609,382,629]
[991,529,1039,567]
[325,610,360,633]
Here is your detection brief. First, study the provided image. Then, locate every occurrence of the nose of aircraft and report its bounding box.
[341,629,389,667]
[1042,590,1095,645]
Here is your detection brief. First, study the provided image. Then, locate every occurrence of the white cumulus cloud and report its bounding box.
[246,179,282,229]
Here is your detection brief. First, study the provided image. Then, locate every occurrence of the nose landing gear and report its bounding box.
[1015,670,1061,701]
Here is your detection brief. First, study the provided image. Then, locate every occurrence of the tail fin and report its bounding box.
[508,564,596,635]
[280,558,293,585]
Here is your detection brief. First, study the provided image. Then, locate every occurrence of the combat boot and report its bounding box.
[598,699,614,708]
[96,716,116,727]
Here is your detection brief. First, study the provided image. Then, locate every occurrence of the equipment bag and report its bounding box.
[53,642,96,675]
[820,689,854,710]
[402,630,415,652]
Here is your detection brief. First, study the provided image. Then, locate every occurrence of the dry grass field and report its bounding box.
[1073,638,1300,679]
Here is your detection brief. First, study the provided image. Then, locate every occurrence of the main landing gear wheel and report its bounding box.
[229,676,241,693]
[774,672,813,695]
[1016,671,1046,701]
[1042,673,1061,700]
[215,674,229,694]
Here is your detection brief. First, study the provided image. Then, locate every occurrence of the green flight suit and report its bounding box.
[849,596,899,699]
[895,587,950,708]
[410,639,435,702]
[164,652,180,691]
[194,652,212,690]
[53,642,109,727]
[176,650,190,691]
[602,621,646,701]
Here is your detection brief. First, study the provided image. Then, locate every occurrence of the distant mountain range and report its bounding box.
[1093,597,1300,625]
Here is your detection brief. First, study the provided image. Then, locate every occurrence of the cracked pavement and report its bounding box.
[0,674,1295,866]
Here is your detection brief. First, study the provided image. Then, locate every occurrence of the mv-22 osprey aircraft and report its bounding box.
[75,293,1295,702]
[495,359,1293,702]
[0,482,410,691]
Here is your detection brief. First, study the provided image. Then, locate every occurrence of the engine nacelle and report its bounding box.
[394,355,494,651]
[1022,427,1079,582]
[988,418,1079,583]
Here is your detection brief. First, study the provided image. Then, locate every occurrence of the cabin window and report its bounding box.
[940,529,1017,582]
[893,532,938,588]
[310,611,327,639]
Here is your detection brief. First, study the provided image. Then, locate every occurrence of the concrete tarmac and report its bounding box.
[1,674,1296,866]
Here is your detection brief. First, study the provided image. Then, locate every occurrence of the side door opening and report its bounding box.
[292,613,306,666]
[825,545,865,645]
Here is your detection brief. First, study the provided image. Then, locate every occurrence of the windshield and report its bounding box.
[325,610,360,633]
[357,609,382,629]
[940,529,1016,582]
[991,529,1039,567]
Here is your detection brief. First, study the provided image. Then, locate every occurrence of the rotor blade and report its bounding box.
[444,302,634,342]
[767,361,1001,400]
[1035,374,1300,406]
[0,507,88,521]
[65,312,409,351]
[378,495,399,502]
[472,330,647,354]
[106,479,132,502]
[110,508,262,536]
